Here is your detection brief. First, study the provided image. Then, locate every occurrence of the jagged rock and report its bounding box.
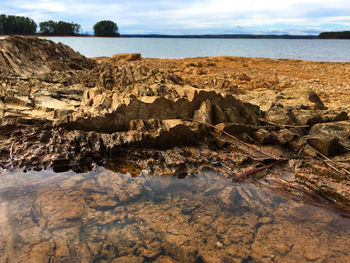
[281,86,327,110]
[111,53,142,62]
[83,63,181,91]
[265,105,292,125]
[193,99,213,124]
[224,107,245,123]
[68,85,260,133]
[273,129,299,145]
[290,135,345,157]
[291,109,348,126]
[0,36,95,78]
[0,36,94,121]
[310,121,350,149]
[212,104,226,124]
[307,136,345,157]
[239,86,327,112]
[252,129,275,144]
[1,36,350,211]
[215,123,257,136]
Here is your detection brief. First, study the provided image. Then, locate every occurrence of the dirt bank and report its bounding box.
[0,35,349,210]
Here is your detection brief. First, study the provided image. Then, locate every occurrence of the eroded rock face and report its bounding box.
[68,85,260,133]
[0,36,96,122]
[0,36,95,78]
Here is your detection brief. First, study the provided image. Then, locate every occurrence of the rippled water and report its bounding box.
[0,167,349,262]
[2,36,349,61]
[41,37,350,62]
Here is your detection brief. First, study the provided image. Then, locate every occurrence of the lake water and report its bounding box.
[0,167,349,262]
[1,36,349,61]
[38,37,350,62]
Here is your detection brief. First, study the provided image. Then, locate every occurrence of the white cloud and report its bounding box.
[2,0,350,33]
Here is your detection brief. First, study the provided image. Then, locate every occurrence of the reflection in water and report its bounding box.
[0,168,349,262]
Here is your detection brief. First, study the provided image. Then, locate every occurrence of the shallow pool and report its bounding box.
[0,167,349,262]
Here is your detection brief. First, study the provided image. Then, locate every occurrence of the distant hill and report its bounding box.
[319,31,350,39]
[121,34,318,39]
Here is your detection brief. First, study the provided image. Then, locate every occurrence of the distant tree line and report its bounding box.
[0,14,37,35]
[0,14,119,37]
[39,20,81,35]
[319,31,350,39]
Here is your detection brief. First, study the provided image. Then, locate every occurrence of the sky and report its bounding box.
[1,0,350,35]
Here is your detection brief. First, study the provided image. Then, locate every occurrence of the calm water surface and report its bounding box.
[2,36,349,61]
[0,168,349,262]
[40,37,350,62]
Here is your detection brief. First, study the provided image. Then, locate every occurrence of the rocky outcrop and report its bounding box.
[0,36,95,78]
[66,85,260,133]
[0,36,350,210]
[110,53,142,62]
[83,62,183,91]
[0,36,96,122]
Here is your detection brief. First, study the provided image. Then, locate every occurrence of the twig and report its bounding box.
[297,145,305,156]
[9,140,16,169]
[268,175,331,203]
[258,181,350,216]
[315,155,343,174]
[0,161,8,169]
[306,144,350,176]
[190,159,287,218]
[258,117,309,128]
[182,116,276,159]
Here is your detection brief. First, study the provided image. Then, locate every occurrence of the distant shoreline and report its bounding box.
[0,34,319,39]
[121,34,319,39]
[2,34,350,40]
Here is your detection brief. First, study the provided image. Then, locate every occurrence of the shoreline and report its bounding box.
[2,33,350,40]
[0,35,350,211]
[0,34,322,39]
[0,35,350,261]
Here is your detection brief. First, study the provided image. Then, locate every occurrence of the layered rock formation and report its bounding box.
[0,35,350,209]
